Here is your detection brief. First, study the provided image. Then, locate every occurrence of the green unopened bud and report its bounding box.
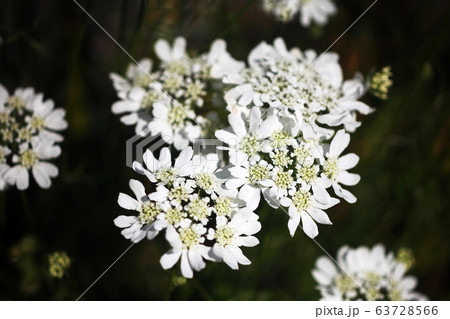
[396,248,414,270]
[370,66,393,100]
[49,251,71,278]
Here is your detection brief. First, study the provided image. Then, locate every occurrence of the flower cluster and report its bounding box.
[110,37,244,150]
[114,147,261,278]
[312,245,427,301]
[216,38,371,238]
[262,0,336,27]
[0,84,67,190]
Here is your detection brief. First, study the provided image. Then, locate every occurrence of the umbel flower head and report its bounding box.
[114,146,261,278]
[216,38,370,238]
[312,244,427,301]
[262,0,336,27]
[0,84,67,190]
[110,37,244,150]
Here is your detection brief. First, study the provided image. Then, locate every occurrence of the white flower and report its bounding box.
[109,58,153,94]
[279,183,338,238]
[0,146,11,190]
[226,155,274,210]
[312,244,428,301]
[262,0,336,27]
[207,39,245,79]
[0,84,66,191]
[155,37,187,64]
[114,179,166,242]
[208,209,261,270]
[26,94,67,142]
[147,101,201,150]
[299,0,336,27]
[215,106,278,162]
[133,146,193,184]
[4,139,60,190]
[190,153,222,194]
[160,224,212,278]
[322,129,360,203]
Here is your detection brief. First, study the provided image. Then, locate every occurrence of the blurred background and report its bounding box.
[0,0,449,300]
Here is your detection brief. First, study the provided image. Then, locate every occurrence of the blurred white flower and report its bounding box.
[262,0,336,27]
[312,244,428,301]
[0,84,66,190]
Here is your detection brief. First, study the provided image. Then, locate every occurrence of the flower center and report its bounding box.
[274,170,293,189]
[30,116,45,132]
[186,196,210,221]
[17,128,32,142]
[293,144,311,163]
[186,81,205,100]
[168,185,189,202]
[195,173,217,192]
[7,96,26,112]
[166,60,189,75]
[138,202,159,224]
[214,225,235,246]
[239,135,261,157]
[156,168,178,184]
[179,227,201,249]
[167,104,188,128]
[292,189,312,212]
[214,196,232,217]
[271,150,291,167]
[133,74,152,88]
[323,157,339,181]
[165,207,186,226]
[335,274,356,293]
[141,91,160,110]
[248,164,270,184]
[21,149,38,168]
[270,130,291,148]
[297,164,318,184]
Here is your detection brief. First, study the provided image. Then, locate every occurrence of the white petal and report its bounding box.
[129,179,146,202]
[308,208,332,225]
[338,153,359,170]
[117,193,140,210]
[16,167,29,190]
[114,215,136,228]
[228,113,247,137]
[32,163,51,188]
[45,109,67,130]
[154,39,171,61]
[330,129,350,157]
[188,249,205,271]
[180,251,194,278]
[236,235,259,247]
[338,171,360,186]
[301,212,319,238]
[160,250,181,269]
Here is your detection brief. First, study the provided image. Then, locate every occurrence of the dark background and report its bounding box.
[0,0,449,300]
